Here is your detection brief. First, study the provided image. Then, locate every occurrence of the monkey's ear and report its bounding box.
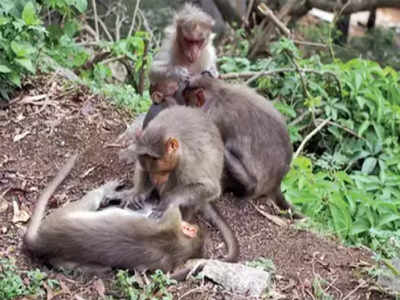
[166,137,179,154]
[195,88,205,107]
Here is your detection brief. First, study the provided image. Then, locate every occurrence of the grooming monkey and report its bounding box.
[182,75,301,217]
[129,106,239,263]
[23,155,203,274]
[143,3,218,129]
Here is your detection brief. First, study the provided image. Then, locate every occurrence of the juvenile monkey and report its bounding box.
[130,106,239,263]
[23,155,203,274]
[144,3,218,128]
[182,75,301,217]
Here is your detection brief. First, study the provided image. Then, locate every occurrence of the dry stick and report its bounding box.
[101,55,126,65]
[293,40,328,48]
[115,13,120,41]
[317,118,365,141]
[258,3,291,37]
[249,0,296,58]
[128,0,141,37]
[98,18,114,42]
[243,0,255,26]
[91,0,99,41]
[294,118,330,159]
[250,202,287,227]
[342,280,368,300]
[138,39,149,95]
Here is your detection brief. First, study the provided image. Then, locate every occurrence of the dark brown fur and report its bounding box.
[183,75,300,217]
[23,158,203,273]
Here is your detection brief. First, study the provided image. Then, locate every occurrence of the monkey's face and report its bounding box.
[179,22,211,63]
[150,80,179,104]
[182,87,205,108]
[137,137,180,187]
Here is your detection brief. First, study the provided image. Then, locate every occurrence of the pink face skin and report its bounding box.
[178,23,210,64]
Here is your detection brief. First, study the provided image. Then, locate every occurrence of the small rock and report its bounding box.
[377,258,400,294]
[201,260,271,297]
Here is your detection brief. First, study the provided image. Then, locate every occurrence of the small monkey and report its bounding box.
[23,156,203,274]
[144,3,218,128]
[131,106,239,263]
[182,75,301,218]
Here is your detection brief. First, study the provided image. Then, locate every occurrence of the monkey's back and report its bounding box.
[206,79,292,195]
[32,208,201,272]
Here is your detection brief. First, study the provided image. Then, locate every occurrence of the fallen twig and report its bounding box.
[91,0,99,41]
[128,0,141,37]
[250,202,288,227]
[294,118,330,159]
[258,3,291,37]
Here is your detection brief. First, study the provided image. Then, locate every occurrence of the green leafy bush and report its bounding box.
[0,259,50,299]
[113,269,176,300]
[221,39,400,256]
[0,0,46,99]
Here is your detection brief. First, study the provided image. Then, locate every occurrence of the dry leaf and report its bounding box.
[13,131,30,142]
[93,279,105,297]
[12,200,30,223]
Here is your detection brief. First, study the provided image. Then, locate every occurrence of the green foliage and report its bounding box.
[113,270,176,300]
[0,258,52,299]
[312,277,334,300]
[0,0,46,99]
[283,157,400,256]
[92,83,151,114]
[218,38,400,256]
[44,0,87,17]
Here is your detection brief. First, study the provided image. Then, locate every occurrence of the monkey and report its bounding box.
[23,155,204,275]
[128,105,239,264]
[144,3,218,129]
[181,74,302,218]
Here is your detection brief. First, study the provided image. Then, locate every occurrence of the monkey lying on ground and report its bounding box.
[23,154,203,275]
[143,3,218,129]
[128,106,239,264]
[182,75,302,218]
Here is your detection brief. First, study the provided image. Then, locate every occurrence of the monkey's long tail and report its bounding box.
[24,154,78,248]
[203,202,239,262]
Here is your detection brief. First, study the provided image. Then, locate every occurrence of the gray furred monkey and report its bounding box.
[182,74,301,218]
[23,154,203,275]
[130,106,239,264]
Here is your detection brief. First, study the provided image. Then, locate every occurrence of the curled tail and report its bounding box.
[203,202,239,262]
[24,154,78,250]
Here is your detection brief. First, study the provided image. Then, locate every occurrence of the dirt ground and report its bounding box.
[0,75,393,299]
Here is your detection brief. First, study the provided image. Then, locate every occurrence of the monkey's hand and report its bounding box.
[124,193,147,211]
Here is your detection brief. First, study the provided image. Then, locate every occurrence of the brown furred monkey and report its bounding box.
[23,156,203,274]
[182,75,301,218]
[131,106,239,263]
[143,3,218,129]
